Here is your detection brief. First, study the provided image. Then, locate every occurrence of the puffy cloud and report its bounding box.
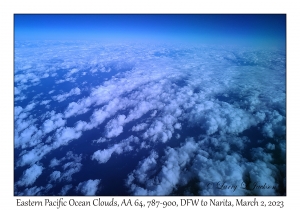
[132,123,148,132]
[52,87,81,102]
[105,115,126,138]
[91,148,114,164]
[76,179,101,195]
[49,152,83,183]
[142,119,173,143]
[49,158,60,167]
[53,127,82,147]
[24,102,36,112]
[127,138,199,195]
[40,100,51,105]
[92,135,139,164]
[246,160,279,195]
[17,164,44,187]
[64,101,90,118]
[125,101,154,122]
[66,68,79,77]
[266,143,275,150]
[61,162,82,182]
[17,186,44,196]
[126,150,158,189]
[60,184,73,195]
[174,123,182,130]
[42,113,66,134]
[50,171,61,182]
[262,110,285,138]
[15,106,23,116]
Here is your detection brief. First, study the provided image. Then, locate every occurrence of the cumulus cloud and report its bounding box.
[40,100,51,105]
[54,127,82,147]
[76,179,101,195]
[92,135,139,164]
[60,184,73,195]
[42,113,66,134]
[105,115,126,138]
[49,158,60,168]
[127,138,199,195]
[17,164,44,187]
[50,171,61,182]
[132,123,148,132]
[17,186,44,196]
[48,152,83,183]
[52,87,81,102]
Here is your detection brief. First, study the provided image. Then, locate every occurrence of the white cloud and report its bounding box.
[42,113,66,134]
[17,164,44,187]
[64,101,90,118]
[53,87,81,102]
[92,136,139,164]
[76,179,101,196]
[40,100,51,105]
[247,160,279,195]
[60,184,72,195]
[67,68,79,77]
[105,115,126,138]
[127,138,198,195]
[18,186,44,196]
[266,143,275,150]
[24,102,36,112]
[132,123,148,132]
[174,123,182,130]
[53,127,82,147]
[50,171,61,182]
[49,158,60,167]
[61,162,82,182]
[125,101,154,122]
[15,106,23,116]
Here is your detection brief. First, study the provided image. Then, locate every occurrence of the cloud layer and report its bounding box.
[14,41,286,195]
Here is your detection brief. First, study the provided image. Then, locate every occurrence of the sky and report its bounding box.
[14,14,286,47]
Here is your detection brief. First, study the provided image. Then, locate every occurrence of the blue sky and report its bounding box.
[15,14,286,47]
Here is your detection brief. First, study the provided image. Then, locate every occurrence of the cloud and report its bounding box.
[127,138,199,195]
[105,115,126,138]
[40,100,51,105]
[17,186,44,196]
[42,113,66,134]
[53,127,82,147]
[92,135,139,164]
[76,179,101,195]
[49,158,61,167]
[17,144,52,167]
[126,150,158,189]
[17,164,44,187]
[60,184,73,195]
[50,171,61,182]
[64,101,90,118]
[60,162,82,182]
[142,119,173,143]
[52,87,81,102]
[132,123,148,132]
[246,160,279,195]
[262,110,285,138]
[125,101,154,122]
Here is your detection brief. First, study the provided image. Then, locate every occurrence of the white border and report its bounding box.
[1,0,298,209]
